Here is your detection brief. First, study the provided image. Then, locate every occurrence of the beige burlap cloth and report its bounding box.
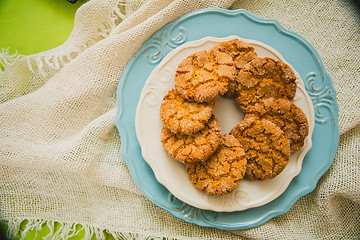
[1,0,359,239]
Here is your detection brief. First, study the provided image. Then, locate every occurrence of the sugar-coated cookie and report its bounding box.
[236,57,297,112]
[174,50,236,103]
[210,39,258,98]
[160,89,215,135]
[161,115,221,164]
[247,97,309,153]
[186,134,247,195]
[230,116,290,180]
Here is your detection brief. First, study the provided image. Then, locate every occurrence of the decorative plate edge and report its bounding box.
[114,8,340,230]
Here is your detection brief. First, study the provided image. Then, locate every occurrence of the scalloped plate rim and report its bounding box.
[114,8,339,230]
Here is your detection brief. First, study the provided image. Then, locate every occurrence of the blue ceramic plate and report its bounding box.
[114,8,339,230]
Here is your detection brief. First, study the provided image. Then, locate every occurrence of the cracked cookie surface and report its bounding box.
[186,134,247,195]
[210,39,258,98]
[174,50,236,103]
[236,57,297,112]
[161,115,221,164]
[230,116,290,180]
[160,89,215,135]
[247,97,309,153]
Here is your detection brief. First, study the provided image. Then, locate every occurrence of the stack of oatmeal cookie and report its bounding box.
[159,39,309,196]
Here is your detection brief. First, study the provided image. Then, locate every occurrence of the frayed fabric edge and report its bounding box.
[0,48,24,70]
[1,218,169,240]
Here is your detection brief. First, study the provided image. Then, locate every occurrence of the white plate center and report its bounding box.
[213,97,245,134]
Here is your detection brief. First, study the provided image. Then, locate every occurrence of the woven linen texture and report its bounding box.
[1,0,359,239]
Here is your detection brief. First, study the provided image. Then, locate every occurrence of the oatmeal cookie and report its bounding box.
[247,98,309,153]
[174,50,236,103]
[236,57,297,112]
[161,115,221,164]
[210,39,258,98]
[160,89,215,135]
[230,116,290,180]
[186,134,247,195]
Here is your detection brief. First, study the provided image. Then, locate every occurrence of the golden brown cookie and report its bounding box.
[247,98,309,153]
[210,39,258,70]
[210,39,258,98]
[161,115,221,164]
[186,134,247,195]
[160,89,215,135]
[230,116,290,180]
[235,57,297,112]
[174,50,236,103]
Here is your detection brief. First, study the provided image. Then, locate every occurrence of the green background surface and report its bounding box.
[0,0,87,55]
[0,0,91,239]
